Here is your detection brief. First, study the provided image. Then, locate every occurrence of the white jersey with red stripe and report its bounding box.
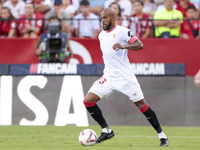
[98,25,138,80]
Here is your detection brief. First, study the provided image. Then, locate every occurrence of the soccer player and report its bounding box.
[83,7,169,146]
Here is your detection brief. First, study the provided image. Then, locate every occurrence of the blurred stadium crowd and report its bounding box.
[0,0,199,39]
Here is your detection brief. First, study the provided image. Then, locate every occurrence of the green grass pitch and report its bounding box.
[0,125,200,150]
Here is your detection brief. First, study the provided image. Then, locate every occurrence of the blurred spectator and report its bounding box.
[45,0,71,35]
[3,0,25,19]
[0,7,16,38]
[109,2,128,27]
[61,0,75,18]
[176,0,196,17]
[35,16,72,63]
[73,0,100,38]
[154,0,164,6]
[129,1,152,38]
[71,0,80,13]
[32,0,51,14]
[18,2,43,38]
[157,0,177,10]
[180,6,200,39]
[141,0,157,17]
[153,0,183,38]
[105,0,132,17]
[190,0,200,16]
[130,0,136,15]
[87,0,105,15]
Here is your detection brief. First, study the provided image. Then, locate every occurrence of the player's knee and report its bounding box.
[84,92,100,103]
[134,99,147,109]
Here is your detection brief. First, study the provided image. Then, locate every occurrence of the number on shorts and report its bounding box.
[98,77,107,84]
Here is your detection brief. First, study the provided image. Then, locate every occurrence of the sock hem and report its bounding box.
[83,101,96,107]
[140,104,149,113]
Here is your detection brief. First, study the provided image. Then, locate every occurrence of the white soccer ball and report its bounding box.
[79,129,97,146]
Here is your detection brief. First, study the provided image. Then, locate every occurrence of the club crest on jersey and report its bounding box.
[112,33,117,39]
[128,31,134,37]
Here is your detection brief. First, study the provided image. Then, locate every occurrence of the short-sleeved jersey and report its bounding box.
[130,13,152,38]
[73,13,100,37]
[0,20,15,36]
[0,20,16,36]
[181,20,200,39]
[153,9,183,37]
[105,0,131,17]
[61,5,75,15]
[99,25,136,80]
[176,2,196,17]
[18,14,43,35]
[3,0,25,19]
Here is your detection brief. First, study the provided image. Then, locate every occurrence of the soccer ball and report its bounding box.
[79,129,97,146]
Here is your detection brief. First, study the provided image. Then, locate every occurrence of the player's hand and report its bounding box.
[112,43,125,51]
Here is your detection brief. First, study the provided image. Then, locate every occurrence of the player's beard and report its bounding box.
[103,20,112,31]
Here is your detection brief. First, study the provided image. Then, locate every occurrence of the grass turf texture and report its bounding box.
[0,126,200,150]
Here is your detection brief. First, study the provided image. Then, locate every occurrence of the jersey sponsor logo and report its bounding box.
[131,63,165,75]
[128,31,134,37]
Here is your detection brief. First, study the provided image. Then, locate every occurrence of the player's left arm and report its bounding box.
[113,38,143,51]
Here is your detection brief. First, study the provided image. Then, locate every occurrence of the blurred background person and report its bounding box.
[18,2,43,38]
[71,0,80,14]
[153,0,183,38]
[141,0,157,17]
[157,0,177,10]
[45,0,71,36]
[176,0,196,18]
[32,0,52,15]
[109,2,128,27]
[190,0,200,15]
[180,5,200,39]
[73,0,100,38]
[154,0,164,6]
[61,0,75,18]
[130,0,136,15]
[86,0,105,16]
[105,0,132,17]
[129,0,152,39]
[3,0,25,19]
[0,7,16,38]
[35,16,72,63]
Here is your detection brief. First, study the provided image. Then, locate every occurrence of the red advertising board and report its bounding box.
[0,38,199,75]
